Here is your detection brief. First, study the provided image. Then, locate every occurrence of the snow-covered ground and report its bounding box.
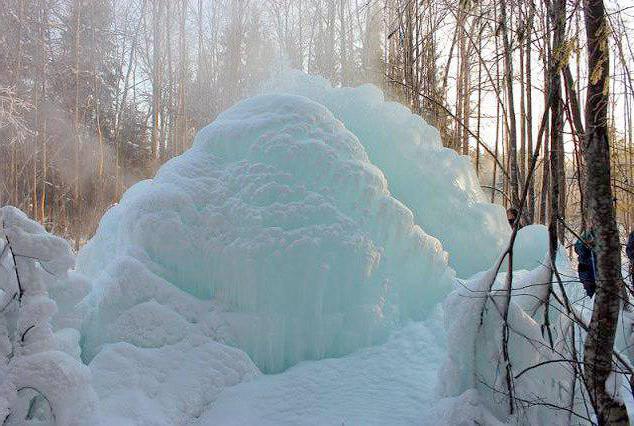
[192,309,503,426]
[195,318,446,426]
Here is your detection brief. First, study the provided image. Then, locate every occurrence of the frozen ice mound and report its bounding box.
[79,94,455,373]
[264,71,510,277]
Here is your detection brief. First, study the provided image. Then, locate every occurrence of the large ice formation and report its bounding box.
[264,70,510,277]
[79,94,455,373]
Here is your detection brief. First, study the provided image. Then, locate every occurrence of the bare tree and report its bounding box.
[581,0,629,423]
[499,0,520,209]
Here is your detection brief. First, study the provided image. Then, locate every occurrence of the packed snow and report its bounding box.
[2,73,623,425]
[440,258,578,424]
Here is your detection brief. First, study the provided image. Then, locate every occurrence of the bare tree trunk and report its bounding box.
[73,0,82,250]
[32,1,42,221]
[539,7,551,225]
[563,63,587,226]
[475,15,482,177]
[499,1,520,208]
[519,9,527,187]
[151,0,162,162]
[197,0,203,95]
[548,0,565,244]
[456,2,471,155]
[525,1,535,223]
[177,0,188,155]
[582,0,629,423]
[114,0,146,199]
[36,8,47,223]
[339,0,348,85]
[163,0,173,160]
[491,11,501,204]
[11,0,25,208]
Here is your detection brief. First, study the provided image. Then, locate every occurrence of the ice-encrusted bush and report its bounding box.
[438,245,586,425]
[0,207,98,425]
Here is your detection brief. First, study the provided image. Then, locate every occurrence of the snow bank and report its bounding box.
[79,94,455,373]
[264,70,510,277]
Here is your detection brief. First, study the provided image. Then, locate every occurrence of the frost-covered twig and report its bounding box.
[479,380,595,424]
[1,221,22,300]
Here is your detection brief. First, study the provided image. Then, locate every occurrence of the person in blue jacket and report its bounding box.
[625,231,634,284]
[575,224,597,297]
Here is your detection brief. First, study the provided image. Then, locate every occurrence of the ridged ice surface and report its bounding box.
[265,71,510,277]
[79,94,455,373]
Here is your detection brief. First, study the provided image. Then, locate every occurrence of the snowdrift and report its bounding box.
[78,94,455,374]
[195,317,448,425]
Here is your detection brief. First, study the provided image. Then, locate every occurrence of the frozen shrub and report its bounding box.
[0,207,98,425]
